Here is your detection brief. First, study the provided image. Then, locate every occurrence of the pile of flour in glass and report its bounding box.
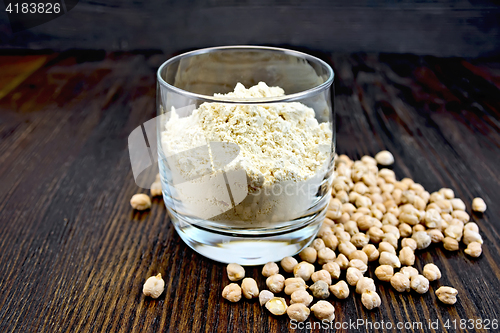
[161,82,332,225]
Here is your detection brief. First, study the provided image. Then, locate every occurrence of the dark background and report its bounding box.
[0,0,499,57]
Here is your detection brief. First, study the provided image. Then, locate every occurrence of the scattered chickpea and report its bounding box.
[464,242,482,258]
[412,231,432,250]
[311,300,335,322]
[287,303,310,322]
[222,283,242,302]
[290,289,313,306]
[374,265,394,282]
[472,197,487,213]
[266,297,288,315]
[311,269,332,285]
[312,238,326,251]
[150,181,162,197]
[281,256,298,273]
[310,280,330,299]
[464,222,479,233]
[227,263,245,281]
[399,246,415,266]
[443,237,459,251]
[351,233,369,248]
[261,261,279,277]
[284,277,307,295]
[266,274,285,293]
[462,230,483,245]
[317,247,337,265]
[450,198,466,211]
[241,278,259,299]
[322,234,339,250]
[379,252,401,268]
[356,277,376,294]
[410,275,429,294]
[401,238,417,251]
[346,267,363,286]
[361,290,382,310]
[378,241,396,254]
[390,272,410,292]
[400,266,419,279]
[142,273,165,299]
[435,286,458,305]
[367,226,385,243]
[330,280,350,299]
[362,244,380,262]
[293,261,315,281]
[335,253,350,270]
[349,258,368,274]
[130,193,151,210]
[423,263,441,281]
[428,229,444,243]
[323,262,341,280]
[259,290,274,306]
[299,247,317,264]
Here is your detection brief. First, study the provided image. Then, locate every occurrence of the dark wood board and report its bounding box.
[0,50,499,333]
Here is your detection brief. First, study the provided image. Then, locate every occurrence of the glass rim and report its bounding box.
[157,45,335,104]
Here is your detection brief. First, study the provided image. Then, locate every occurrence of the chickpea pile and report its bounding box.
[221,151,488,322]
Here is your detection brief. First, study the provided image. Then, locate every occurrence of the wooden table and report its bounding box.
[0,50,499,333]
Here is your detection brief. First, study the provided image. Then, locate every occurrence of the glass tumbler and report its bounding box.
[157,46,335,265]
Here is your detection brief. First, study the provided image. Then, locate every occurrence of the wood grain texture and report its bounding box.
[0,50,499,333]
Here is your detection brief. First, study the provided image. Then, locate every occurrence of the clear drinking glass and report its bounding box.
[157,46,335,265]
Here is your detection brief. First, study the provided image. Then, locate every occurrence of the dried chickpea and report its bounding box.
[410,275,429,294]
[464,222,479,233]
[338,241,357,257]
[464,242,482,257]
[444,225,463,241]
[266,274,285,293]
[337,231,351,243]
[390,272,410,292]
[413,224,426,233]
[423,263,441,281]
[361,290,382,310]
[424,209,442,229]
[330,280,350,299]
[222,283,242,302]
[450,198,466,211]
[452,210,470,223]
[375,150,394,165]
[281,256,298,273]
[259,290,274,306]
[401,238,417,251]
[374,265,394,282]
[400,266,419,279]
[241,278,259,299]
[357,215,374,231]
[299,247,317,264]
[293,261,315,281]
[311,300,335,322]
[318,224,334,238]
[312,238,326,251]
[360,245,378,262]
[367,227,384,243]
[266,297,288,315]
[356,277,376,294]
[284,277,307,295]
[379,252,401,268]
[323,262,341,280]
[463,230,483,245]
[130,193,151,210]
[336,190,349,204]
[342,203,356,215]
[351,233,369,248]
[311,270,332,285]
[290,289,313,306]
[428,229,444,243]
[310,280,330,299]
[142,273,165,299]
[472,197,487,213]
[378,241,396,254]
[382,233,398,249]
[150,181,162,197]
[435,286,458,305]
[349,258,368,273]
[317,247,337,265]
[443,237,459,251]
[382,213,399,226]
[227,263,245,281]
[335,253,350,270]
[399,246,415,266]
[262,262,280,277]
[346,267,363,286]
[349,250,369,265]
[399,223,413,238]
[412,231,432,250]
[322,234,339,250]
[344,220,360,236]
[287,303,310,322]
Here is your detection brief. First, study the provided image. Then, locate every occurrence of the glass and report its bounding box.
[157,46,335,265]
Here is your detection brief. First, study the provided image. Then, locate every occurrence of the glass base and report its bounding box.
[169,210,323,266]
